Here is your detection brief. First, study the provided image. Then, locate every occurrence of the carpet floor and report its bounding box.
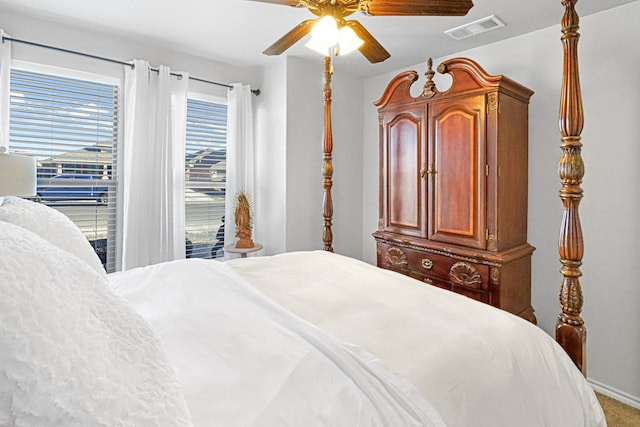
[596,392,640,427]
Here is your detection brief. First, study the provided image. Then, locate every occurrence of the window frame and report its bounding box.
[9,59,121,272]
[184,91,228,260]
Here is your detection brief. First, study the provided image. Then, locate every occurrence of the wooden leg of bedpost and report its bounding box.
[556,259,587,374]
[557,0,586,376]
[556,304,587,374]
[322,55,334,252]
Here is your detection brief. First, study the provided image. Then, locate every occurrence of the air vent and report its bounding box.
[445,15,505,40]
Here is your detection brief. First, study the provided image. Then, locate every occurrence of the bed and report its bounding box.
[0,202,604,426]
[0,1,599,426]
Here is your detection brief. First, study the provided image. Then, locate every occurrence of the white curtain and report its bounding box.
[118,59,188,270]
[0,30,11,153]
[224,84,256,254]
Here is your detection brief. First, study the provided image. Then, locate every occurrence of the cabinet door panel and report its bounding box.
[429,97,486,248]
[381,107,427,236]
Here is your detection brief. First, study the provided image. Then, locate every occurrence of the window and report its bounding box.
[185,96,227,259]
[9,65,119,272]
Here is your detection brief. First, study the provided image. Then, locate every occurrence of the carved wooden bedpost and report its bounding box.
[322,55,334,252]
[556,0,586,375]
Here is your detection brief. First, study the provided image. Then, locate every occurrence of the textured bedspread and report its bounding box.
[227,251,606,427]
[110,258,445,427]
[0,219,191,427]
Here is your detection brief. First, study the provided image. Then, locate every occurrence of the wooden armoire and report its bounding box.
[373,57,536,323]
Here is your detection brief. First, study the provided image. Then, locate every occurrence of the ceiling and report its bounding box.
[0,0,636,77]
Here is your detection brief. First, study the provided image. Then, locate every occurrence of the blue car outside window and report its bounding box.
[37,174,109,203]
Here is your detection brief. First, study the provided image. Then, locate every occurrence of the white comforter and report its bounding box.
[110,250,605,427]
[110,257,445,427]
[227,251,606,427]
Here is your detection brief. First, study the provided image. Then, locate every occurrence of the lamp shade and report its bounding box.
[337,26,364,55]
[0,152,37,197]
[305,16,364,57]
[305,16,339,56]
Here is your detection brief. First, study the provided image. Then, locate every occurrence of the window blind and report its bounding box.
[9,68,119,272]
[185,97,227,259]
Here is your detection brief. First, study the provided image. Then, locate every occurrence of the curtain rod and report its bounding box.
[2,36,260,96]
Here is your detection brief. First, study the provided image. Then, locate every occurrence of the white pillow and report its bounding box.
[0,221,192,426]
[0,196,106,278]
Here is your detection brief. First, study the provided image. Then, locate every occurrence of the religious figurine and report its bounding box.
[234,191,254,249]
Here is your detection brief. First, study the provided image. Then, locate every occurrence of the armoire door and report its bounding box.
[428,96,487,248]
[379,105,427,237]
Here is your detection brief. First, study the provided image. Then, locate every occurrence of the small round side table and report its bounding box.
[224,243,263,258]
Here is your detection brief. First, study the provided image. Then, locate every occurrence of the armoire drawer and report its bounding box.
[404,250,457,279]
[407,269,490,304]
[407,270,451,291]
[379,243,491,288]
[452,282,490,304]
[404,249,490,291]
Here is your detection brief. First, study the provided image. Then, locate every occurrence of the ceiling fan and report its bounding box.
[254,0,474,63]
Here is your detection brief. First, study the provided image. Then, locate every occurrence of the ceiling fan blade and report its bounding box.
[249,0,300,6]
[364,0,474,16]
[263,19,317,56]
[345,20,390,63]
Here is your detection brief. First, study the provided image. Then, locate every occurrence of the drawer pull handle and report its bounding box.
[423,277,433,285]
[421,259,433,270]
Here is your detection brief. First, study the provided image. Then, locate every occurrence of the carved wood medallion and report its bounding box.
[449,262,482,287]
[385,247,408,268]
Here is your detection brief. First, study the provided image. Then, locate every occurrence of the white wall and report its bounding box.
[284,57,324,252]
[361,1,640,405]
[282,56,364,258]
[253,58,288,255]
[0,7,260,99]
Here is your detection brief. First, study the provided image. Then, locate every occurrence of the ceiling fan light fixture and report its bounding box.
[304,35,333,56]
[305,16,339,55]
[337,26,363,56]
[305,16,364,57]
